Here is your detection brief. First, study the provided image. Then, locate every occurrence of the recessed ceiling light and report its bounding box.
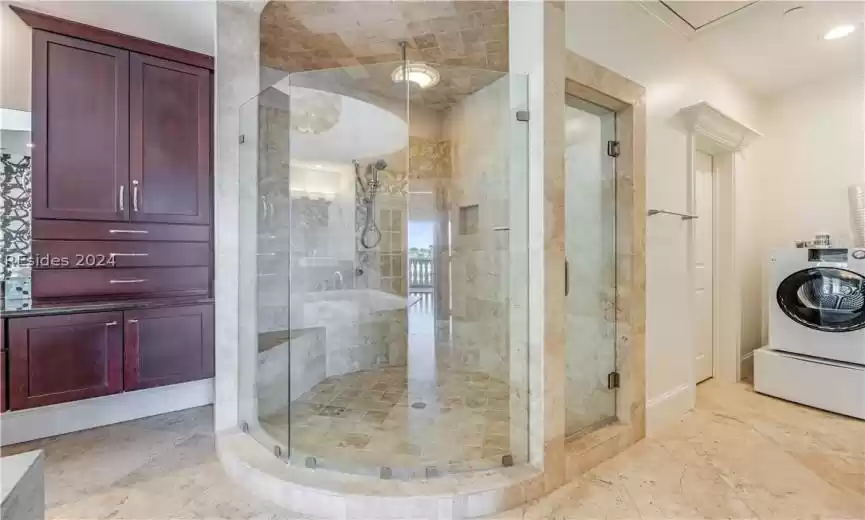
[824,24,855,41]
[391,62,440,89]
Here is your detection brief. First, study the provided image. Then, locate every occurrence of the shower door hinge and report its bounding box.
[608,371,620,389]
[239,134,246,144]
[516,110,530,122]
[607,140,620,158]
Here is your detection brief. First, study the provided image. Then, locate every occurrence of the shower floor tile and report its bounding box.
[259,366,521,477]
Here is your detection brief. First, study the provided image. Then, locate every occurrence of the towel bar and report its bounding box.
[647,209,698,220]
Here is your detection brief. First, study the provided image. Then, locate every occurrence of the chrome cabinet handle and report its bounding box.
[109,229,148,234]
[132,180,140,212]
[109,279,147,284]
[119,185,125,212]
[110,253,149,257]
[128,319,139,324]
[105,321,118,326]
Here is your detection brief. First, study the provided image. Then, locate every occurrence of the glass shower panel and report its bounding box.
[564,95,618,436]
[236,80,295,456]
[406,68,530,475]
[237,78,290,456]
[284,62,412,477]
[240,61,530,479]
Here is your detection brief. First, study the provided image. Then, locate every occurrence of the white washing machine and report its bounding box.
[769,247,865,365]
[756,247,865,420]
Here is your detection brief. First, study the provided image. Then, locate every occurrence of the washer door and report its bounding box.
[777,267,865,332]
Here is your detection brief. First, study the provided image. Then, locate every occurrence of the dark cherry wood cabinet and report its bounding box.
[32,31,129,221]
[4,7,216,415]
[31,33,211,226]
[130,54,211,225]
[4,303,213,411]
[8,312,123,409]
[123,304,214,391]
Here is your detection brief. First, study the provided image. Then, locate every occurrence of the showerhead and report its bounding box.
[374,159,387,171]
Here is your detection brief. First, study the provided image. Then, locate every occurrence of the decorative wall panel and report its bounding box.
[1,153,32,281]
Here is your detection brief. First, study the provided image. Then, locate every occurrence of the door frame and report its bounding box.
[557,50,647,481]
[680,102,761,386]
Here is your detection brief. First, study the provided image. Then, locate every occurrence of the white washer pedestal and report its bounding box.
[754,347,865,420]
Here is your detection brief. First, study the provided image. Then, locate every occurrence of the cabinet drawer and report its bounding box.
[32,267,209,299]
[33,219,209,242]
[8,312,123,409]
[32,240,210,268]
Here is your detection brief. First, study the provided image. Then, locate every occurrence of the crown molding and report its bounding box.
[10,5,213,71]
[678,101,761,152]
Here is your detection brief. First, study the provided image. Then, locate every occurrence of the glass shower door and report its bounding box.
[564,95,618,436]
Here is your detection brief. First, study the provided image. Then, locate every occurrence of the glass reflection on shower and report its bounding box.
[239,61,529,479]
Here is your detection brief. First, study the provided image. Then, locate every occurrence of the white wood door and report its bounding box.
[694,151,714,383]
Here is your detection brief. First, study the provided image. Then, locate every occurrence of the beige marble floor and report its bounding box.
[261,366,514,478]
[3,380,863,519]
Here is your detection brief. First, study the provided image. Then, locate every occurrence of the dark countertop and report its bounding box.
[0,295,215,318]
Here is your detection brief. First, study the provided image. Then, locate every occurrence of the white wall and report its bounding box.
[1,3,31,111]
[749,72,865,345]
[565,1,761,435]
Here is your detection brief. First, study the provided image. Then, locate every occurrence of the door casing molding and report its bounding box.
[679,102,761,387]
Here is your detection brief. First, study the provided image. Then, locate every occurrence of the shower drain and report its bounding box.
[411,402,426,409]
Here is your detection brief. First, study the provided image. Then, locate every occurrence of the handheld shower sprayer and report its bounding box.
[356,159,387,249]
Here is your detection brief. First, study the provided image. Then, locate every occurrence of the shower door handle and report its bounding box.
[565,259,569,296]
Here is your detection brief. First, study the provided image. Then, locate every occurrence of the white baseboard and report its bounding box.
[646,383,693,437]
[740,350,755,381]
[0,379,214,446]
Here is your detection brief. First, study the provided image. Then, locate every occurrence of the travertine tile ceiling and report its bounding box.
[260,1,509,110]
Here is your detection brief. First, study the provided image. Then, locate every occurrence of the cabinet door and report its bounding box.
[1,321,6,413]
[32,31,129,221]
[8,312,123,409]
[124,304,213,391]
[130,53,211,225]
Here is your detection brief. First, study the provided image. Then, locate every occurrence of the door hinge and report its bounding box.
[607,140,620,158]
[239,134,246,144]
[516,110,530,122]
[608,371,620,389]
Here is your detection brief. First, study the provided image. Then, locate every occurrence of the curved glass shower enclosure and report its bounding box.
[238,60,530,479]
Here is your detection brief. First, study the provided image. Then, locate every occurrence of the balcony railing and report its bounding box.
[408,257,433,289]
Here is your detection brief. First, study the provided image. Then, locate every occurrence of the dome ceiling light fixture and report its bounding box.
[291,89,342,135]
[391,62,440,89]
